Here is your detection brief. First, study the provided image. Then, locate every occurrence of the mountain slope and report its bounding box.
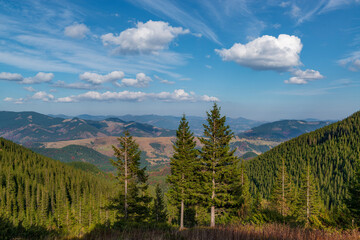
[246,111,360,209]
[239,120,332,141]
[0,111,175,144]
[31,144,115,172]
[0,137,117,235]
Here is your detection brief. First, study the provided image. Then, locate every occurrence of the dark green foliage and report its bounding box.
[241,151,258,160]
[167,115,198,228]
[32,145,115,172]
[269,158,294,217]
[110,131,152,223]
[66,162,109,178]
[151,184,167,223]
[346,160,360,224]
[0,137,117,236]
[239,120,331,141]
[199,103,240,226]
[246,111,360,211]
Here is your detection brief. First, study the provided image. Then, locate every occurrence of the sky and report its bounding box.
[0,0,359,121]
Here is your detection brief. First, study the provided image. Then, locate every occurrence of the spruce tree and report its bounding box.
[346,160,360,224]
[111,131,152,223]
[151,184,167,223]
[167,115,198,229]
[295,159,322,227]
[199,103,238,227]
[269,158,293,217]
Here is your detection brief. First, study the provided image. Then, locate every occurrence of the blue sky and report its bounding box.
[0,0,359,121]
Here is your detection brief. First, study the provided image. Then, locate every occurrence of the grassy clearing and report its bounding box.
[72,224,360,240]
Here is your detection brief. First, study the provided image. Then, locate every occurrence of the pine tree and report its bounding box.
[346,160,360,224]
[295,159,322,227]
[151,184,167,223]
[269,158,293,217]
[111,131,152,223]
[167,115,198,229]
[239,161,251,218]
[199,103,238,227]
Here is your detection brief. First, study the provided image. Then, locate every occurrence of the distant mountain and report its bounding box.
[239,120,332,141]
[67,114,264,135]
[246,111,360,209]
[0,111,175,144]
[31,144,115,172]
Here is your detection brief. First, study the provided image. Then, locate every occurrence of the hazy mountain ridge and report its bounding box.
[0,111,175,144]
[239,119,333,141]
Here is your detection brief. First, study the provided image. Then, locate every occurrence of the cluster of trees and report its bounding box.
[109,131,167,226]
[0,138,117,237]
[165,105,360,229]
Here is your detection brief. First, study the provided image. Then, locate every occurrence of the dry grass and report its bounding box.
[75,224,360,240]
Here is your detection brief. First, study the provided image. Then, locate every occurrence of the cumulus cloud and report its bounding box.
[24,86,36,92]
[101,20,190,55]
[215,34,302,71]
[53,80,101,90]
[64,23,90,39]
[56,89,218,103]
[80,71,124,85]
[0,72,23,81]
[22,72,54,84]
[4,97,24,104]
[0,72,54,84]
[284,69,324,84]
[32,91,55,102]
[116,73,152,88]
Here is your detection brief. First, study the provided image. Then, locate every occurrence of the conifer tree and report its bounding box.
[151,184,167,223]
[295,159,322,227]
[111,131,152,222]
[167,115,198,229]
[199,103,238,227]
[346,160,360,224]
[270,158,293,217]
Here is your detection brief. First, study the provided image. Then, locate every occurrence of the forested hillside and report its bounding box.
[31,144,115,172]
[0,138,117,238]
[247,111,360,209]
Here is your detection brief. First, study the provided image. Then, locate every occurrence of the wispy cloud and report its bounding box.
[129,0,220,44]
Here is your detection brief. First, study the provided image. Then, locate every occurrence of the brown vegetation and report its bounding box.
[76,224,360,240]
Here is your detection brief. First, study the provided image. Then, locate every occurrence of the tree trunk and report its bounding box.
[210,172,215,227]
[180,198,184,230]
[125,142,128,220]
[306,164,310,226]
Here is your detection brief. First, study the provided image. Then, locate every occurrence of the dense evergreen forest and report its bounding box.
[0,138,117,238]
[1,107,360,239]
[246,111,360,210]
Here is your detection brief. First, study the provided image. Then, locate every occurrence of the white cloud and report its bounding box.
[116,73,152,87]
[24,86,36,92]
[64,23,90,39]
[0,72,23,81]
[205,65,212,69]
[53,80,101,90]
[215,34,302,71]
[32,91,55,101]
[284,69,324,84]
[56,89,218,103]
[101,20,190,55]
[80,71,124,85]
[4,97,24,104]
[339,52,360,71]
[22,72,54,84]
[154,75,175,84]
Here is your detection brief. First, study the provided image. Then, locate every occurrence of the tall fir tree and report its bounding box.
[199,103,238,227]
[151,184,167,223]
[167,115,198,229]
[346,160,360,224]
[269,158,293,217]
[111,131,152,223]
[295,159,322,227]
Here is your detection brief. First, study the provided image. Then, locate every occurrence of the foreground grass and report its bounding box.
[73,224,360,240]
